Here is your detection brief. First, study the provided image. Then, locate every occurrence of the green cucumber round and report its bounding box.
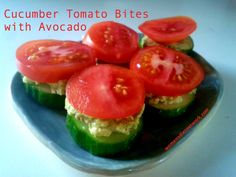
[66,114,142,156]
[168,36,194,53]
[139,35,194,53]
[139,35,156,48]
[23,82,65,109]
[148,90,196,118]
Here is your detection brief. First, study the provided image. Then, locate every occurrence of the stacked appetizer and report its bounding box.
[82,21,139,64]
[65,65,145,156]
[16,40,96,108]
[132,16,204,117]
[139,16,197,53]
[130,46,204,117]
[16,16,205,156]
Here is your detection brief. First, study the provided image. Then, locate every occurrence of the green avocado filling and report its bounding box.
[22,76,67,95]
[65,98,144,137]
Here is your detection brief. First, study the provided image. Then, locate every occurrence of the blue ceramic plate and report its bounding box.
[11,51,223,175]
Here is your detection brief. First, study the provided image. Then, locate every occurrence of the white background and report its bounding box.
[1,0,236,177]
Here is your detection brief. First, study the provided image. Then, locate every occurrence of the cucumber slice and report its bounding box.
[139,35,158,48]
[148,89,196,117]
[139,35,194,53]
[66,114,142,156]
[168,36,194,53]
[23,82,65,109]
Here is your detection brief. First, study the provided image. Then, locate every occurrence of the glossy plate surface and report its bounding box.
[11,51,223,175]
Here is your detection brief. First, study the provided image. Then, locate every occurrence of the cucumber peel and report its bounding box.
[23,82,65,109]
[66,114,142,156]
[148,89,196,118]
[168,36,194,53]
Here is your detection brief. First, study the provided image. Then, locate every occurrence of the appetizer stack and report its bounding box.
[16,16,204,156]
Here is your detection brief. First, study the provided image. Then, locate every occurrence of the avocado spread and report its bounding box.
[22,76,66,95]
[65,98,145,137]
[148,88,197,106]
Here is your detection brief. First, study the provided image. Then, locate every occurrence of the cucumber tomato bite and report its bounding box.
[65,64,145,156]
[16,40,96,108]
[130,46,204,117]
[139,16,197,53]
[82,21,139,64]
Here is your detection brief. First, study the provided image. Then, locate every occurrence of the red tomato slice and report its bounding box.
[139,16,197,43]
[82,21,139,64]
[130,46,204,96]
[66,64,145,119]
[16,40,96,83]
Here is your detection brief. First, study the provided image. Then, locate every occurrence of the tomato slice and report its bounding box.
[16,40,96,83]
[139,16,197,43]
[66,64,145,119]
[82,21,139,64]
[130,46,204,96]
